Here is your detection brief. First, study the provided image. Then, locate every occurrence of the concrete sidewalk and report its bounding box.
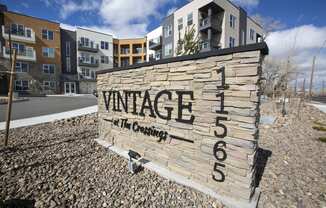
[0,105,97,130]
[309,103,326,113]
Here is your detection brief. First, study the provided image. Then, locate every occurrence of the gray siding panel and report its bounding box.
[60,29,77,75]
[161,14,174,59]
[238,7,247,46]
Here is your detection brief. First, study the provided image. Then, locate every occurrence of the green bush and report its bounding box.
[319,137,326,143]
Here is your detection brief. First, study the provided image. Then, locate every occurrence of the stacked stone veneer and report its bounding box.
[97,48,266,203]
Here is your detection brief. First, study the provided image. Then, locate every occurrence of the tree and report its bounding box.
[176,25,200,56]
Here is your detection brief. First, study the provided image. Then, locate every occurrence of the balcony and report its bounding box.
[133,47,143,54]
[78,58,99,67]
[120,47,130,55]
[2,25,36,43]
[199,16,222,33]
[3,46,36,62]
[78,41,99,53]
[200,40,220,52]
[149,36,162,50]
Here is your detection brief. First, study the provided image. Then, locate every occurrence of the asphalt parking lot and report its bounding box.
[0,95,97,122]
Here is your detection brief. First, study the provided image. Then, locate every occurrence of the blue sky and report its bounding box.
[1,0,325,34]
[1,0,326,90]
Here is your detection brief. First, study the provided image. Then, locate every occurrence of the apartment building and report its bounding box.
[0,6,61,95]
[76,28,113,94]
[113,38,146,67]
[146,26,162,62]
[148,0,263,59]
[60,28,78,94]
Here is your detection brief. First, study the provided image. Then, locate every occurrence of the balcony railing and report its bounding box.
[78,41,99,53]
[2,25,36,43]
[149,36,162,50]
[133,48,143,54]
[3,46,36,61]
[199,16,223,33]
[120,48,130,55]
[78,58,99,67]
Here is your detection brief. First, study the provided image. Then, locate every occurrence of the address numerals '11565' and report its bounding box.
[212,66,228,182]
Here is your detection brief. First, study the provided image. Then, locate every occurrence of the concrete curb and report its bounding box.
[95,138,260,208]
[0,105,98,130]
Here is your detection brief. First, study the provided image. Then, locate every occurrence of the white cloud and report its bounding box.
[267,25,326,57]
[167,7,177,16]
[40,0,51,7]
[231,0,260,8]
[21,2,30,8]
[54,0,174,38]
[60,0,101,19]
[266,25,326,90]
[98,0,172,38]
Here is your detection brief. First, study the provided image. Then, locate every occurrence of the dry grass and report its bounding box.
[313,126,326,132]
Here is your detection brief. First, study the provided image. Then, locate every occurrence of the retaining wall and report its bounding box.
[96,43,269,207]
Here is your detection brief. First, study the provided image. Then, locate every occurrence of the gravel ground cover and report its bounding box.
[0,115,222,208]
[1,100,326,208]
[258,100,326,208]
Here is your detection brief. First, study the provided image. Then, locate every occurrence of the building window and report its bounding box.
[81,68,89,77]
[178,18,183,31]
[187,13,193,26]
[229,37,235,48]
[81,37,89,46]
[10,24,31,37]
[26,29,31,38]
[42,29,54,40]
[12,42,26,54]
[66,42,71,57]
[43,64,55,74]
[66,57,71,72]
[230,14,236,28]
[15,80,29,91]
[15,62,29,73]
[11,24,23,35]
[101,41,109,50]
[164,43,173,56]
[42,47,55,58]
[250,29,255,41]
[81,68,95,79]
[164,25,172,37]
[101,56,109,64]
[43,81,56,90]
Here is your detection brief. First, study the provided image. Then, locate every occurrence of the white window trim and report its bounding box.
[15,62,29,73]
[15,80,29,91]
[187,13,193,26]
[178,18,183,31]
[230,14,236,29]
[43,81,56,90]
